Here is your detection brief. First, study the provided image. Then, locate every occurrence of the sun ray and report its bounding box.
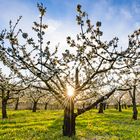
[67,85,74,97]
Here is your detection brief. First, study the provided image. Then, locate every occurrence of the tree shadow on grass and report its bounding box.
[75,110,140,140]
[0,109,140,140]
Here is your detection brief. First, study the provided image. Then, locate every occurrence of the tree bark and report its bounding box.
[118,102,122,112]
[103,102,106,110]
[132,99,138,120]
[98,102,104,113]
[114,104,118,110]
[132,85,138,120]
[63,98,76,137]
[15,98,19,110]
[95,104,98,109]
[76,88,116,116]
[106,104,109,109]
[122,104,124,109]
[124,104,127,109]
[44,102,48,110]
[2,98,8,119]
[32,101,37,112]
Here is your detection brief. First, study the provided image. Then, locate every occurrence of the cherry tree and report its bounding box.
[127,71,140,120]
[26,85,47,112]
[39,94,53,110]
[0,3,139,137]
[117,29,140,120]
[113,92,127,112]
[0,70,28,118]
[14,91,24,110]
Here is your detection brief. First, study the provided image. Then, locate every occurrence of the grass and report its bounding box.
[0,108,140,140]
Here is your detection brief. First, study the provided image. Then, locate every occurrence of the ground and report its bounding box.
[0,108,140,140]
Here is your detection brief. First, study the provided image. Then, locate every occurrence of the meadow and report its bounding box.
[0,108,140,140]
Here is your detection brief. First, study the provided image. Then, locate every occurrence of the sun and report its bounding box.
[67,85,74,97]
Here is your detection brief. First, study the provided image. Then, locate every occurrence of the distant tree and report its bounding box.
[127,72,140,120]
[118,32,140,120]
[113,92,126,112]
[0,3,139,137]
[39,94,52,110]
[26,85,47,112]
[0,70,28,119]
[14,91,24,110]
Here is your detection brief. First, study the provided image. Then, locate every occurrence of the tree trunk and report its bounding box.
[63,98,76,137]
[124,104,127,109]
[95,104,98,109]
[132,98,138,120]
[132,85,138,120]
[2,98,8,119]
[103,102,106,110]
[114,104,118,110]
[132,100,138,120]
[118,102,122,112]
[32,101,37,112]
[106,104,109,109]
[98,102,104,113]
[15,98,19,110]
[44,102,48,110]
[122,104,124,109]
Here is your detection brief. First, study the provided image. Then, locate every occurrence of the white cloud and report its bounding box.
[47,19,62,33]
[85,0,139,49]
[0,0,138,50]
[0,0,140,74]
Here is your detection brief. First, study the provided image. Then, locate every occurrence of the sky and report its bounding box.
[0,0,140,73]
[0,0,140,47]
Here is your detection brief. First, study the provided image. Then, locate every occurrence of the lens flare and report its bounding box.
[67,85,74,97]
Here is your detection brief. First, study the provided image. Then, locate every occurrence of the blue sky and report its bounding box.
[0,0,140,49]
[0,0,140,74]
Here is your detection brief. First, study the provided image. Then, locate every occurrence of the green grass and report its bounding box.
[0,108,140,140]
